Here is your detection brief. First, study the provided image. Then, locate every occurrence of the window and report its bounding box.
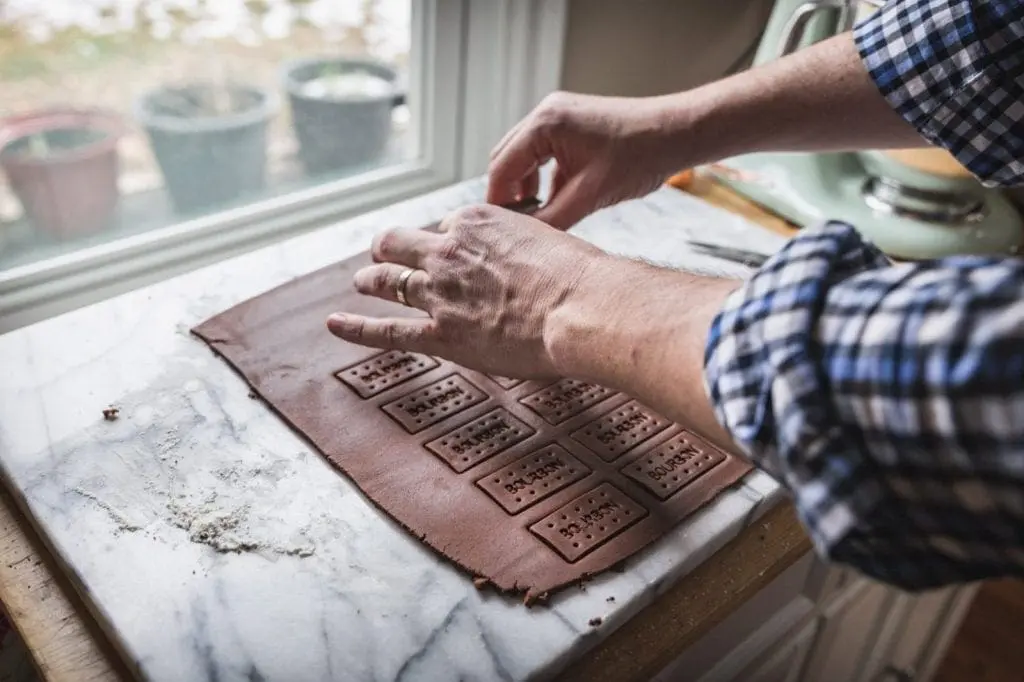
[0,0,566,333]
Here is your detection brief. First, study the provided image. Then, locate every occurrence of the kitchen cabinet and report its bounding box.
[655,554,977,682]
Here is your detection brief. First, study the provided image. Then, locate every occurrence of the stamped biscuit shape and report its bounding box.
[337,350,440,398]
[477,444,591,514]
[623,432,727,500]
[382,374,487,433]
[427,408,534,473]
[571,401,671,462]
[520,379,616,425]
[530,483,648,562]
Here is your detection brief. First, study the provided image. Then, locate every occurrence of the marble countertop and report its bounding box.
[0,178,789,682]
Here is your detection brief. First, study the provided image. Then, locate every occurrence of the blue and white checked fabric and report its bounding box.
[855,0,1024,186]
[703,0,1024,590]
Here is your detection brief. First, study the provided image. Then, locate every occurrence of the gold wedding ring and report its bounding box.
[396,267,416,306]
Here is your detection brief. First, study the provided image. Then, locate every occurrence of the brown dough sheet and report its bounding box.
[192,231,752,601]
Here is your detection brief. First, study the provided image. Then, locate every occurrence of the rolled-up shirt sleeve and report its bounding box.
[704,222,1024,591]
[855,0,1024,186]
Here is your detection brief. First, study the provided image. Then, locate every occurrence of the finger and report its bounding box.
[371,227,440,267]
[548,163,569,203]
[487,131,552,207]
[489,118,526,163]
[533,172,595,230]
[326,314,436,354]
[353,263,431,310]
[487,122,528,204]
[520,169,540,204]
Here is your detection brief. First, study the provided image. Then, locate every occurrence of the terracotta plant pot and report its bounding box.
[282,58,405,175]
[0,109,125,238]
[135,82,277,214]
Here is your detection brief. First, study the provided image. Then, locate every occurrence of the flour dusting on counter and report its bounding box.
[34,370,330,560]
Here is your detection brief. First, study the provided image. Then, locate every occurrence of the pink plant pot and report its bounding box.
[0,109,125,239]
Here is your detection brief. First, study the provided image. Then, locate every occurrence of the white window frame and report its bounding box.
[459,0,569,177]
[0,0,567,333]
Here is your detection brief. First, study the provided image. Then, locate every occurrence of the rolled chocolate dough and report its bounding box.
[192,223,751,603]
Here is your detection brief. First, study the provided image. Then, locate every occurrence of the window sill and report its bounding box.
[0,159,450,334]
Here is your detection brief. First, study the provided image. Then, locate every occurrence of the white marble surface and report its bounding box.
[0,178,789,682]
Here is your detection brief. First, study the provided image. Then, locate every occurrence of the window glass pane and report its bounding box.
[0,0,414,271]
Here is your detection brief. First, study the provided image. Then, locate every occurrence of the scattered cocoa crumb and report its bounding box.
[606,596,615,603]
[588,617,603,627]
[247,390,258,399]
[522,591,549,607]
[102,406,120,421]
[473,577,490,590]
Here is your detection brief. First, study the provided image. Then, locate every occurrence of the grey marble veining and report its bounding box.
[0,178,788,682]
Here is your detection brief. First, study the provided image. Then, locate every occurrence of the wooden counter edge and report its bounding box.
[559,502,810,682]
[0,486,130,682]
[0,178,808,682]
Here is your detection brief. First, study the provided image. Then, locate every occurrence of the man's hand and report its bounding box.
[326,201,741,451]
[325,204,608,379]
[487,35,925,234]
[487,92,678,230]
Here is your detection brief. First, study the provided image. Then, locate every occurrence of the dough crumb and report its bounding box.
[102,406,120,421]
[588,617,603,627]
[247,390,258,399]
[522,591,549,607]
[473,577,490,590]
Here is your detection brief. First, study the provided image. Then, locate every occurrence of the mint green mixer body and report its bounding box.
[711,0,1024,259]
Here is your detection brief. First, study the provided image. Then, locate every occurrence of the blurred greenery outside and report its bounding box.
[0,0,412,225]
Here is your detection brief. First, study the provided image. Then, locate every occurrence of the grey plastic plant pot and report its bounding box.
[282,57,406,176]
[135,83,278,215]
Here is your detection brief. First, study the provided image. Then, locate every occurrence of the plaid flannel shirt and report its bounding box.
[704,0,1024,590]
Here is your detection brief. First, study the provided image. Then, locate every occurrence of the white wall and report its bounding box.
[560,0,774,97]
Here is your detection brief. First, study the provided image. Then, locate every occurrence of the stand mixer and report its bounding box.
[711,0,1024,259]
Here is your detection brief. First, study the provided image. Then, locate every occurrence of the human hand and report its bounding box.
[487,91,676,230]
[325,203,609,379]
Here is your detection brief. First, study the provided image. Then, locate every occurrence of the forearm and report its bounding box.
[549,224,1024,591]
[545,256,740,453]
[653,33,925,167]
[705,221,1024,590]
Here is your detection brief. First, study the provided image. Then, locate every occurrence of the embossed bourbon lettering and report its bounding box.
[407,386,465,416]
[451,419,512,454]
[529,483,647,562]
[361,354,417,382]
[503,460,565,493]
[572,401,671,462]
[382,374,487,434]
[477,444,592,514]
[427,408,534,472]
[520,379,616,425]
[622,432,727,500]
[595,411,651,445]
[337,351,439,398]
